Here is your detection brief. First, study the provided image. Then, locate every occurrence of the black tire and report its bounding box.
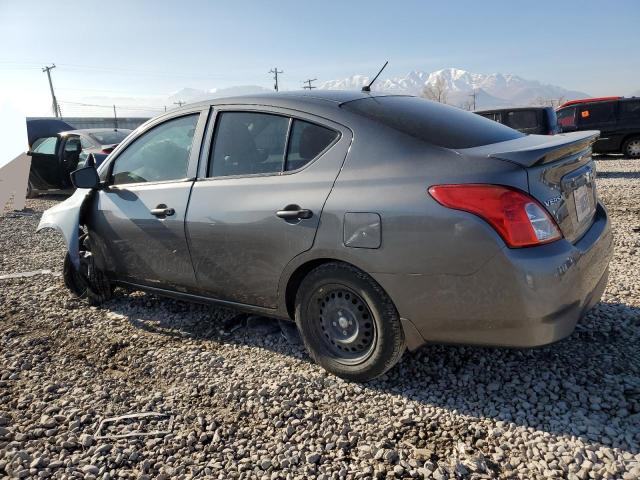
[62,251,112,306]
[63,252,88,297]
[295,262,405,382]
[25,181,37,199]
[623,136,640,158]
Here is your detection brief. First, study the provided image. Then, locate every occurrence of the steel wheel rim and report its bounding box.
[628,140,640,156]
[308,284,377,365]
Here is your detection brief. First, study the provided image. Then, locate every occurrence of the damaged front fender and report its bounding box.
[37,188,94,268]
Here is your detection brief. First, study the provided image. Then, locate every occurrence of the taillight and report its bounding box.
[101,147,114,154]
[428,184,562,248]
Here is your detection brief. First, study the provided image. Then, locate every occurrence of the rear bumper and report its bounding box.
[375,202,613,350]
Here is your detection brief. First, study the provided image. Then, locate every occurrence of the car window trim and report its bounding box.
[106,177,194,190]
[103,110,207,186]
[200,106,342,182]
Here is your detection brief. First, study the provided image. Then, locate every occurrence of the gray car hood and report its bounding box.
[37,188,93,268]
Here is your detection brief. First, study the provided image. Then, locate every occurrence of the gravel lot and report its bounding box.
[1,155,639,480]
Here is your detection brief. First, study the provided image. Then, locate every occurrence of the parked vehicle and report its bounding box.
[38,92,612,382]
[556,97,640,157]
[474,106,560,135]
[27,128,132,197]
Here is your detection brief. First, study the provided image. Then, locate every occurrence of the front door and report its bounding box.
[29,136,62,189]
[187,108,351,308]
[88,112,206,291]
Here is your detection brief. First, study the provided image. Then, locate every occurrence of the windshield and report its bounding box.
[342,96,523,149]
[89,130,131,145]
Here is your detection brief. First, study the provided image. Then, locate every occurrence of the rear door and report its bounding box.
[88,110,207,291]
[578,101,619,151]
[186,106,351,308]
[619,99,640,144]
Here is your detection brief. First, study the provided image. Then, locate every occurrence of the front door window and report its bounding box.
[111,114,199,185]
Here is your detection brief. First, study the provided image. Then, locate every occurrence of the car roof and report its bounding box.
[60,128,133,136]
[179,90,405,111]
[474,106,551,114]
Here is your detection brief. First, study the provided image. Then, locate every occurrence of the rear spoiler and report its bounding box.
[459,131,600,168]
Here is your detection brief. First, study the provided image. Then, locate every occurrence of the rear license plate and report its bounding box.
[574,184,594,223]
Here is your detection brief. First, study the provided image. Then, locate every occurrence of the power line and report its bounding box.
[42,64,60,118]
[269,67,283,92]
[302,78,317,90]
[58,100,165,113]
[173,100,186,107]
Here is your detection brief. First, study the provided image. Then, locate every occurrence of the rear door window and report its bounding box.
[557,107,576,129]
[341,96,522,149]
[578,102,617,126]
[620,100,640,120]
[504,110,539,130]
[285,120,339,171]
[209,112,289,177]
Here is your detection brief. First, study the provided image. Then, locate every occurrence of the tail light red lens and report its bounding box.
[101,147,114,154]
[428,184,562,248]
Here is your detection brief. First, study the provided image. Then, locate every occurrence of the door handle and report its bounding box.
[276,208,313,220]
[150,204,175,217]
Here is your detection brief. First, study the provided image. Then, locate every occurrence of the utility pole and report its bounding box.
[302,78,317,90]
[42,64,59,118]
[469,88,477,111]
[269,67,283,92]
[173,100,185,107]
[113,105,118,129]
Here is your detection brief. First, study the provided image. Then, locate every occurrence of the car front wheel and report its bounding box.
[295,262,405,382]
[623,136,640,158]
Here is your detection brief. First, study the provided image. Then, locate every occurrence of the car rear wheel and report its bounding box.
[295,262,405,382]
[623,136,640,158]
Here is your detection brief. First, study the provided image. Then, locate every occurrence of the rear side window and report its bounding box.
[478,112,498,122]
[504,110,538,129]
[209,113,339,177]
[342,96,522,149]
[620,100,640,119]
[579,102,617,125]
[557,107,576,129]
[210,112,289,177]
[286,120,339,171]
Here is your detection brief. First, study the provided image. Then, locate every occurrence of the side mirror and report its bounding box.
[26,151,33,157]
[70,166,100,190]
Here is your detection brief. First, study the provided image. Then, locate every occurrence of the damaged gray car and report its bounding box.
[39,91,613,382]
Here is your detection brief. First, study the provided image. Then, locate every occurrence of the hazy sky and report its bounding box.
[1,0,639,117]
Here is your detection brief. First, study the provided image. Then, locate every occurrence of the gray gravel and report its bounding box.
[1,157,639,479]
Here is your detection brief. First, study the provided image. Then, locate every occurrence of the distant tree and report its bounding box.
[422,76,449,104]
[460,99,474,111]
[530,96,565,108]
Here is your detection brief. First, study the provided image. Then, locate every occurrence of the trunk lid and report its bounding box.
[459,131,600,243]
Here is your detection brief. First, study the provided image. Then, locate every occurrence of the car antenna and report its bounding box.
[361,61,389,92]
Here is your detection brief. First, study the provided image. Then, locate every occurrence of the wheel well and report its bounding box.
[622,133,640,147]
[284,258,348,319]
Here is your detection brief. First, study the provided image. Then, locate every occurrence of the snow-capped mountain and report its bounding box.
[319,68,590,109]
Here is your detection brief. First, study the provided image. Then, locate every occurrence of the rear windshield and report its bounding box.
[504,110,539,129]
[89,130,130,145]
[341,96,523,149]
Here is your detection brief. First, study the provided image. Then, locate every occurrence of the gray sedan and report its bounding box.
[39,91,613,382]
